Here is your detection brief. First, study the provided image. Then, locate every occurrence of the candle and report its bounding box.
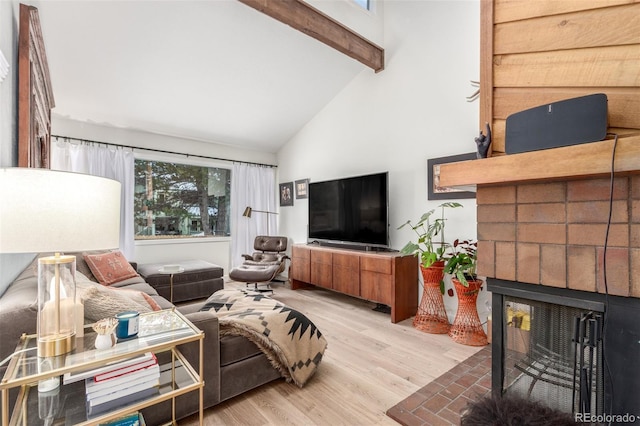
[115,311,140,339]
[75,302,84,337]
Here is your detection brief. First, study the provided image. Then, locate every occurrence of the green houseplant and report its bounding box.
[398,202,462,269]
[444,239,478,288]
[444,238,487,346]
[398,202,462,334]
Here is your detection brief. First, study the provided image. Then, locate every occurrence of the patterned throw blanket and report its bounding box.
[200,289,327,387]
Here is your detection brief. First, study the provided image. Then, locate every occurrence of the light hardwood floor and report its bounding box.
[180,281,482,425]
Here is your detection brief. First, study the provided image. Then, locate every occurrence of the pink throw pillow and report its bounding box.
[84,250,139,286]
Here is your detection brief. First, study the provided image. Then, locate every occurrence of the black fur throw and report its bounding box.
[460,394,582,426]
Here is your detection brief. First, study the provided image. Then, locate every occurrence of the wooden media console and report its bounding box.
[290,244,418,323]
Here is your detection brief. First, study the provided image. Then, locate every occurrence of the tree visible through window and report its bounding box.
[134,160,231,239]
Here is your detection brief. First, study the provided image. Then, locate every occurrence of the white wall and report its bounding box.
[277,0,490,324]
[0,0,17,167]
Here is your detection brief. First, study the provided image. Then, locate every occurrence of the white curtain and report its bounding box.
[230,163,277,268]
[51,141,135,259]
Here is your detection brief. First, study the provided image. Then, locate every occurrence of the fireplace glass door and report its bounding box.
[502,296,604,417]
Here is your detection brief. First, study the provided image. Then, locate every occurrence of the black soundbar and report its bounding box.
[505,93,608,154]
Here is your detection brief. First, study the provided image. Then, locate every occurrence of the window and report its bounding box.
[134,160,231,239]
[353,0,370,11]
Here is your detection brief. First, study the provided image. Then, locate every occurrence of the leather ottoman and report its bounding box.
[137,260,224,303]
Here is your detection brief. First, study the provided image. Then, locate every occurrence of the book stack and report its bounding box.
[98,411,146,426]
[78,352,160,418]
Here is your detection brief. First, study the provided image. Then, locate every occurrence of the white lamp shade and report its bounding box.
[0,168,121,253]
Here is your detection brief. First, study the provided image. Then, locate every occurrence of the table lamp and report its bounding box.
[0,168,121,357]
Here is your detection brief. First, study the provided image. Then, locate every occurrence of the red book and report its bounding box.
[94,353,158,382]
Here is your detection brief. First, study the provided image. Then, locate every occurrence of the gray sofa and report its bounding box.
[0,253,282,424]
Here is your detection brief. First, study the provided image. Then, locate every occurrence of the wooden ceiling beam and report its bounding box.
[238,0,384,72]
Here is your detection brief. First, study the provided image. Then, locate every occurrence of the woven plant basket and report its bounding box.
[449,278,487,346]
[413,261,450,334]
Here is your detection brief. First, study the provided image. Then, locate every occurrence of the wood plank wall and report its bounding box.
[481,0,640,156]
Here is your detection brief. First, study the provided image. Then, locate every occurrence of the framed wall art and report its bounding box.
[295,179,309,199]
[279,182,294,206]
[427,153,477,200]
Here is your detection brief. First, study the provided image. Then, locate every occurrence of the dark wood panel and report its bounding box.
[333,265,360,297]
[332,252,359,269]
[310,250,332,264]
[292,245,310,260]
[360,271,393,306]
[391,256,419,324]
[360,256,391,274]
[311,261,332,289]
[291,258,310,283]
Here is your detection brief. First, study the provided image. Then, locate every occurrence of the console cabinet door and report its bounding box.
[291,245,310,283]
[332,252,360,296]
[310,250,332,289]
[360,256,393,305]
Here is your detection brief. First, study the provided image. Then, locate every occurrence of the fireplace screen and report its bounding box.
[502,296,604,417]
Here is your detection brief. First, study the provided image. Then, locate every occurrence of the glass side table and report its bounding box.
[0,308,203,426]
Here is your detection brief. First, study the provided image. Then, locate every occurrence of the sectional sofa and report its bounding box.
[0,251,282,424]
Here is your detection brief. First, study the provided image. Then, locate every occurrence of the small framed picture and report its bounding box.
[279,182,294,206]
[295,179,309,199]
[427,153,477,200]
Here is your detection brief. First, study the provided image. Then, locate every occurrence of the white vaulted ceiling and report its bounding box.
[31,0,371,152]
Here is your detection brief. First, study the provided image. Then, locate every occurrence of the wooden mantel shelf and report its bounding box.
[438,133,640,188]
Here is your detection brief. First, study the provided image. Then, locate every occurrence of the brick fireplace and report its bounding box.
[476,177,640,297]
[472,176,640,419]
[435,0,640,420]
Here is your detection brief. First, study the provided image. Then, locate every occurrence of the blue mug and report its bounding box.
[115,311,140,340]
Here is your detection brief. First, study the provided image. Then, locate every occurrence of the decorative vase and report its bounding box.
[412,262,450,334]
[92,318,118,350]
[448,278,487,346]
[94,332,117,350]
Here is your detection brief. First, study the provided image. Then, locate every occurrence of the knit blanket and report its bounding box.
[200,289,327,387]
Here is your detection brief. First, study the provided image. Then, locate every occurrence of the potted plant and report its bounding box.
[398,202,462,271]
[444,239,479,288]
[444,239,487,346]
[398,202,462,333]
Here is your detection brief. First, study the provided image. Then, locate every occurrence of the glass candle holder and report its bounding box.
[37,254,76,357]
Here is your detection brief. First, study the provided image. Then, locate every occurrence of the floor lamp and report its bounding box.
[243,206,278,236]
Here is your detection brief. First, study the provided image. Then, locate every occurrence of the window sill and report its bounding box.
[134,236,231,246]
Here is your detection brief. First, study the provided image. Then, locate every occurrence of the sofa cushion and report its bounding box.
[0,257,40,362]
[219,335,263,367]
[81,284,161,322]
[84,250,140,286]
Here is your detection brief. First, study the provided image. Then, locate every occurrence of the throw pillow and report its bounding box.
[84,250,139,286]
[82,286,159,322]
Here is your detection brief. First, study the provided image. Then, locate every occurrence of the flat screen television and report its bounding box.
[308,172,389,249]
